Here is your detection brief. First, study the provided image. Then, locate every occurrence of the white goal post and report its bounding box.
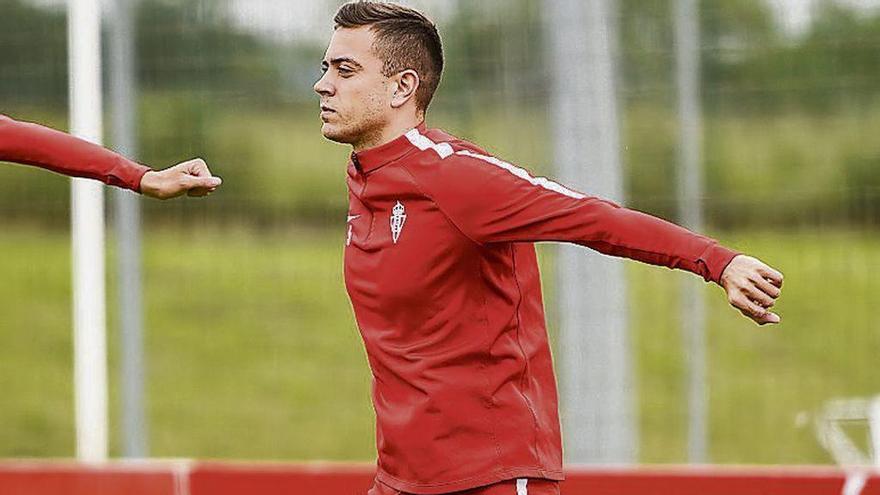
[68,0,108,463]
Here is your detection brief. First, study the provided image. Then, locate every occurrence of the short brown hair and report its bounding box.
[334,1,444,112]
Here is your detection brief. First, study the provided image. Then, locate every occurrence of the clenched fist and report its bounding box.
[139,158,222,200]
[720,255,784,325]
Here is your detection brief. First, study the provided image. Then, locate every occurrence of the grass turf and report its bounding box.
[0,226,876,463]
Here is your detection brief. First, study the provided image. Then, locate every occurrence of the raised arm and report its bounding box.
[0,114,221,199]
[409,146,783,325]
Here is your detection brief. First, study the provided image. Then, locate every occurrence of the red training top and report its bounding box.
[344,123,738,494]
[0,114,150,191]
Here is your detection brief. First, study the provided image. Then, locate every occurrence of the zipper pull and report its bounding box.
[351,152,363,174]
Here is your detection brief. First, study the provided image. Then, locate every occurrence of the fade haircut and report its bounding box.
[334,1,444,112]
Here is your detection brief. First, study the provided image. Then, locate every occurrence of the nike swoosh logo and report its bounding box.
[347,215,361,223]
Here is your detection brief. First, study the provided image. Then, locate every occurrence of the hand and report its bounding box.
[139,158,222,200]
[720,255,784,325]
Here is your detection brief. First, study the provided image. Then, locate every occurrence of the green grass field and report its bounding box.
[0,226,876,463]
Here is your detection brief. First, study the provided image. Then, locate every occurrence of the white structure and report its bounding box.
[815,396,880,467]
[68,0,108,463]
[547,0,636,463]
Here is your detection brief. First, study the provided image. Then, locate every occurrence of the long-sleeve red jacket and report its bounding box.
[345,123,738,494]
[0,114,150,191]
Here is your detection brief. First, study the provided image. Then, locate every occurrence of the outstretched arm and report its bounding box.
[409,145,784,326]
[0,114,220,198]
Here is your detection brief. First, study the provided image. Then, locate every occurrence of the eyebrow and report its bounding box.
[322,57,364,69]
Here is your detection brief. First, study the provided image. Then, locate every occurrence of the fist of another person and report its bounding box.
[720,255,784,326]
[140,158,222,200]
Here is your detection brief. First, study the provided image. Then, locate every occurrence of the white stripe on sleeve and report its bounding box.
[456,149,586,200]
[406,127,586,200]
[405,128,453,159]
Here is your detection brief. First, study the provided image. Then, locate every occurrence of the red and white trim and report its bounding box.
[405,128,587,201]
[405,128,453,159]
[454,149,586,200]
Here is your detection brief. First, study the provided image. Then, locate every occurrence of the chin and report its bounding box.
[322,123,361,145]
[321,124,349,144]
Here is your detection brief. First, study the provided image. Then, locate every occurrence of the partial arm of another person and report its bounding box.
[717,254,783,325]
[0,114,221,199]
[409,146,783,325]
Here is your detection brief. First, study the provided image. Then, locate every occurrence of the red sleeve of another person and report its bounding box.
[407,146,739,284]
[0,114,150,192]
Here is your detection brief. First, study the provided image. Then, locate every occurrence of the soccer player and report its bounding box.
[315,3,784,494]
[0,114,221,199]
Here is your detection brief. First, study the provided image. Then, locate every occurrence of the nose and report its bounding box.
[314,72,334,97]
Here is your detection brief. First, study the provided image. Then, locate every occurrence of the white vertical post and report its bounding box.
[674,0,708,463]
[870,397,880,467]
[547,0,636,463]
[68,0,108,463]
[110,0,149,458]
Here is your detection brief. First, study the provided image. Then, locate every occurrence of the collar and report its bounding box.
[351,122,427,174]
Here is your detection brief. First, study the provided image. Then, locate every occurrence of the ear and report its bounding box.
[390,69,420,109]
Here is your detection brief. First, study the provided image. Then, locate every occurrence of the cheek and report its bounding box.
[366,82,393,113]
[347,93,384,122]
[340,86,370,114]
[336,79,390,123]
[366,91,386,111]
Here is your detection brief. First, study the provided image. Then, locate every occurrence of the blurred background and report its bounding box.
[0,0,878,468]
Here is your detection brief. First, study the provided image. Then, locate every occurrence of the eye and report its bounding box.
[338,66,355,77]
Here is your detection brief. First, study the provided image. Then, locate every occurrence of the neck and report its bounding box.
[352,113,423,152]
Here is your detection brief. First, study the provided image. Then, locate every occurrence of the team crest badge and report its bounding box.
[390,201,407,244]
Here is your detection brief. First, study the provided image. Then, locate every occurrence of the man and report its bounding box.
[315,3,783,495]
[0,114,221,198]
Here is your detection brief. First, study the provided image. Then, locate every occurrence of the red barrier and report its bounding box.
[0,461,178,495]
[0,461,877,495]
[190,462,375,495]
[562,465,880,495]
